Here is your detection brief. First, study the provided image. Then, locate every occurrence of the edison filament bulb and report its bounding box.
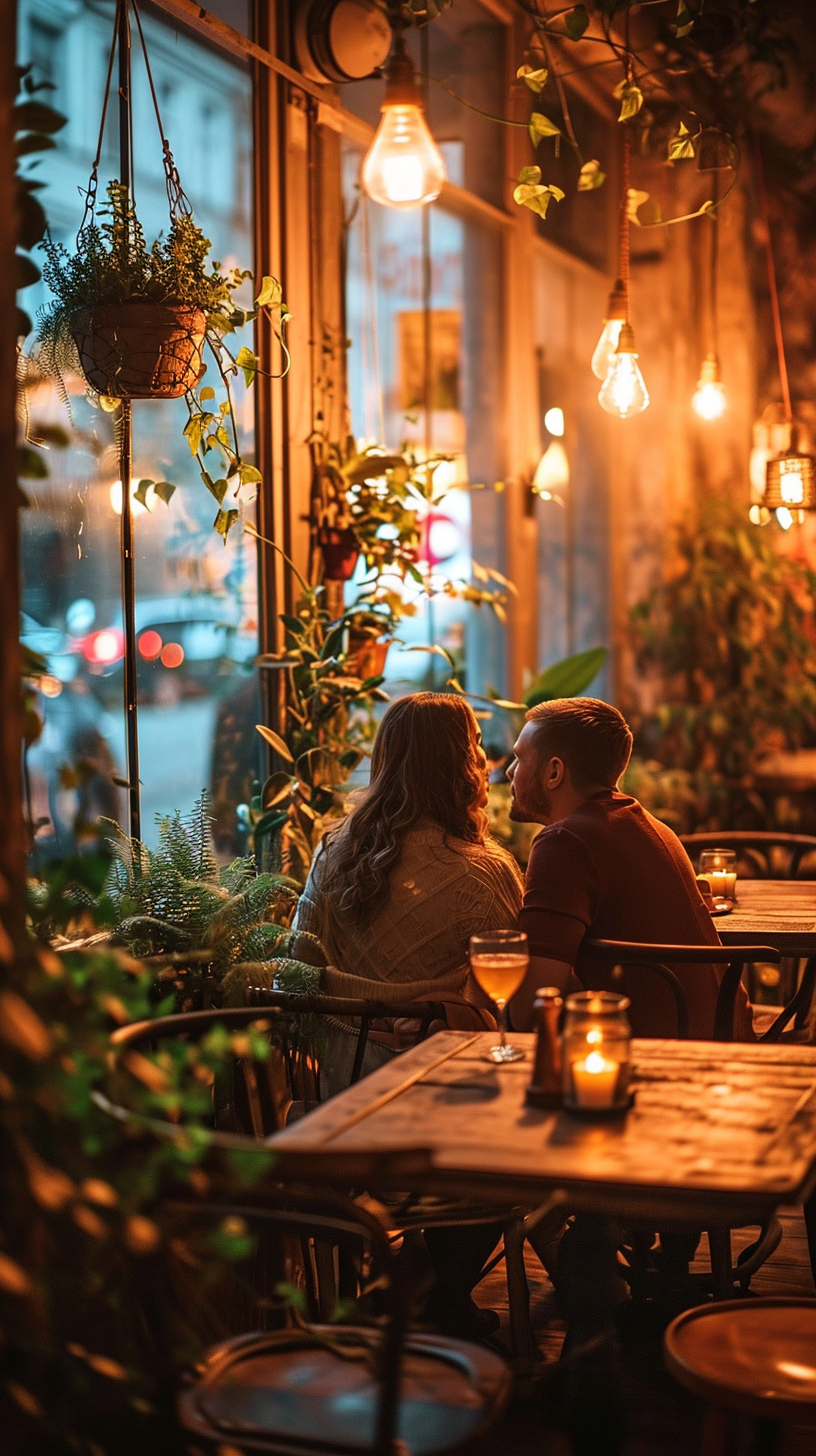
[598,323,650,419]
[362,33,445,209]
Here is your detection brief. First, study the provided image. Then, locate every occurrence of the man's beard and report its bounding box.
[509,783,551,823]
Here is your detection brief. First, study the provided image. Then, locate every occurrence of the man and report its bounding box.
[507,696,753,1040]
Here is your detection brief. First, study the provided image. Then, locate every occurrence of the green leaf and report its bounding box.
[15,250,40,289]
[199,386,215,401]
[152,481,176,506]
[564,4,589,39]
[255,724,295,762]
[528,111,560,148]
[184,414,205,456]
[236,344,259,388]
[201,469,228,504]
[14,131,56,157]
[675,1,694,37]
[627,188,650,224]
[517,164,542,186]
[261,771,294,808]
[17,443,48,479]
[668,121,695,161]
[213,507,239,539]
[17,191,47,249]
[616,79,644,123]
[578,159,606,191]
[14,99,67,135]
[133,479,153,508]
[524,646,607,708]
[513,180,564,218]
[517,64,548,94]
[256,275,283,308]
[238,462,262,486]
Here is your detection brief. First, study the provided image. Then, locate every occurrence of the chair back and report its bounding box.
[680,831,816,880]
[111,995,440,1136]
[585,939,781,1041]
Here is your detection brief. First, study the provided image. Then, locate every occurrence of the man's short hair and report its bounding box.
[525,697,633,790]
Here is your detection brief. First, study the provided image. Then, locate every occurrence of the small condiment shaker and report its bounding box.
[525,986,563,1108]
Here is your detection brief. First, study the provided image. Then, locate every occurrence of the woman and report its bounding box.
[294,692,523,1085]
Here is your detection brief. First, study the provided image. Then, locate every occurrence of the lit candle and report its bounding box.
[571,1049,620,1109]
[707,870,737,901]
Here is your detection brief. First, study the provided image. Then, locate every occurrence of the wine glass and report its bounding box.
[469,930,529,1063]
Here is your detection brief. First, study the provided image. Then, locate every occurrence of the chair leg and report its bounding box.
[504,1214,535,1377]
[751,1417,781,1456]
[701,1406,735,1456]
[707,1227,734,1300]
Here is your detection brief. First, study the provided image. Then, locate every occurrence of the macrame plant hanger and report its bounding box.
[81,0,196,840]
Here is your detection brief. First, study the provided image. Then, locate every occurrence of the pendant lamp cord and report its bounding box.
[618,119,630,307]
[753,132,792,423]
[710,168,719,357]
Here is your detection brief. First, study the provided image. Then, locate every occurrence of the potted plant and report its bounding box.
[36,182,288,538]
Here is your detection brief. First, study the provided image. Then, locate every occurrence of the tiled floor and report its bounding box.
[471,1207,815,1455]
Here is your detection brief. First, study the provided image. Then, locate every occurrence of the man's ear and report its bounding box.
[546,755,566,789]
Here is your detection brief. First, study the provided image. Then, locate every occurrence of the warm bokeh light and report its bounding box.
[138,630,163,660]
[39,675,63,698]
[543,407,565,437]
[532,441,569,497]
[160,642,185,669]
[82,628,125,665]
[109,479,154,516]
[692,355,727,420]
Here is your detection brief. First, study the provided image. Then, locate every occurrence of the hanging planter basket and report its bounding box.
[348,635,391,680]
[71,300,207,399]
[317,525,360,581]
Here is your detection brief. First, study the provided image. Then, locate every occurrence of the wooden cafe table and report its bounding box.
[272,1030,816,1454]
[717,879,816,957]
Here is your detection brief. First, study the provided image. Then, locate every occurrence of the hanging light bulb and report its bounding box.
[692,353,727,421]
[598,323,649,419]
[362,30,446,210]
[591,281,628,381]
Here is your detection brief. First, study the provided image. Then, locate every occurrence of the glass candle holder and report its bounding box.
[562,991,632,1113]
[699,849,738,903]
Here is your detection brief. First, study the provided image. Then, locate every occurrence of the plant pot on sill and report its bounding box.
[317,525,359,581]
[71,300,207,399]
[348,636,391,681]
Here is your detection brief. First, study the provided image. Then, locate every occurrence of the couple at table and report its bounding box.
[295,690,753,1068]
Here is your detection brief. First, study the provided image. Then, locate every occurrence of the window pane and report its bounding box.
[18,0,258,855]
[343,140,506,700]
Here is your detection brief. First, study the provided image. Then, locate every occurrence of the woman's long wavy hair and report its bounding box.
[324,693,488,923]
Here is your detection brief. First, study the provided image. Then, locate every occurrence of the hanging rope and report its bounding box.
[753,131,792,423]
[80,0,192,234]
[618,119,631,304]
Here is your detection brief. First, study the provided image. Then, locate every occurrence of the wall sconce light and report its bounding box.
[295,0,391,84]
[362,28,446,209]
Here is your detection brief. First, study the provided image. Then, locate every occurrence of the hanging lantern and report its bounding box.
[764,447,816,510]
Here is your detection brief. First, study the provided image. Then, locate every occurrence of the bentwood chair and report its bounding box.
[664,1299,816,1456]
[585,939,786,1303]
[96,1054,512,1456]
[680,831,816,881]
[112,1002,541,1368]
[174,1185,512,1456]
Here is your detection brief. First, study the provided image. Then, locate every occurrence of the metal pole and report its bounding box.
[117,0,141,840]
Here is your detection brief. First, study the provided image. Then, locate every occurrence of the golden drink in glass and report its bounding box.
[469,931,528,1064]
